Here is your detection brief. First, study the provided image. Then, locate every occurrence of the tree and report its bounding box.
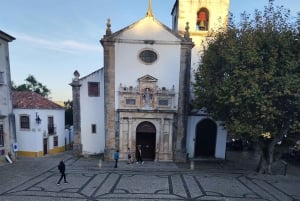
[64,100,73,126]
[12,75,51,97]
[193,0,300,174]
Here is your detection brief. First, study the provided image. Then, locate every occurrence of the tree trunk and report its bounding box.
[256,139,276,174]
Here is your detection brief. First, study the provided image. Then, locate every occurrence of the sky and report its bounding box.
[0,0,299,101]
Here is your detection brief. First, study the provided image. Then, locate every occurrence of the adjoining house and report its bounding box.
[0,30,15,163]
[12,91,65,157]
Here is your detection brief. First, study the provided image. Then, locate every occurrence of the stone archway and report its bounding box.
[136,121,156,160]
[194,119,217,158]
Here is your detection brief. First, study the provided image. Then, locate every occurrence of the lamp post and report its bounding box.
[35,112,42,125]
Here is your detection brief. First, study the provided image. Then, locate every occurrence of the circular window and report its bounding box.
[139,49,157,64]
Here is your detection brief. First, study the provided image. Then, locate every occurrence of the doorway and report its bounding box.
[136,121,156,160]
[43,138,48,155]
[194,119,217,158]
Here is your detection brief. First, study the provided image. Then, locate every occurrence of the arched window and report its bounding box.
[196,8,209,31]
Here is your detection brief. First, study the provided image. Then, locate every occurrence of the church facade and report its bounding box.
[71,0,230,162]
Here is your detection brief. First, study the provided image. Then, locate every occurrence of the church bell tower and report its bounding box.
[171,0,230,70]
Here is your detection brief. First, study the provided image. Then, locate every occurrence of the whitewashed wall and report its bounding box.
[187,115,227,159]
[14,108,65,153]
[114,17,182,109]
[79,70,105,155]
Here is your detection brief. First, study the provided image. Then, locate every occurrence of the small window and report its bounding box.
[91,124,96,133]
[159,99,169,106]
[139,49,157,64]
[0,72,4,84]
[20,115,30,129]
[48,116,55,135]
[53,136,58,147]
[126,98,136,105]
[0,124,4,147]
[88,82,100,97]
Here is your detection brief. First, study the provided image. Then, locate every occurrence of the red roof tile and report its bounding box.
[12,91,64,110]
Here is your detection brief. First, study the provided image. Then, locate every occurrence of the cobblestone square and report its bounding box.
[0,151,299,201]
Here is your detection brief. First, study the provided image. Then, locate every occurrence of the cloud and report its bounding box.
[14,32,100,54]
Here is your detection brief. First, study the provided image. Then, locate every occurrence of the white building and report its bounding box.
[0,30,15,161]
[77,70,105,155]
[12,91,65,157]
[72,0,230,161]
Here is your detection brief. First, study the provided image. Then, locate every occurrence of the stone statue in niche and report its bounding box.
[143,88,153,107]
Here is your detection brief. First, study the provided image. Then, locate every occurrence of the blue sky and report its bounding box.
[0,0,299,101]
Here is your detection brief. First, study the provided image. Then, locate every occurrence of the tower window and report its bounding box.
[197,8,209,31]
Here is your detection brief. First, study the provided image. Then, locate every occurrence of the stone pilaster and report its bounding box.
[175,30,194,162]
[70,70,82,156]
[101,30,116,161]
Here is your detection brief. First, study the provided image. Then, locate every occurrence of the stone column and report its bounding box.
[175,22,194,162]
[70,70,82,156]
[128,118,132,149]
[100,20,116,160]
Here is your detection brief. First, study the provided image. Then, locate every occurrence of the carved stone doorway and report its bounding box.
[136,121,156,160]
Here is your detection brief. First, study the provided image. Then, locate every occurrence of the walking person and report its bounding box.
[127,147,133,164]
[114,150,119,168]
[136,145,144,164]
[57,159,68,185]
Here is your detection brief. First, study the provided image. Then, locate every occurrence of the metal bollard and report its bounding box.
[98,159,102,168]
[190,159,194,170]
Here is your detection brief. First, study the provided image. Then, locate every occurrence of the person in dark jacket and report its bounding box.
[57,159,68,185]
[136,145,144,164]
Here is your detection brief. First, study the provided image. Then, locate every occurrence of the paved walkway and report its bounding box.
[0,151,299,201]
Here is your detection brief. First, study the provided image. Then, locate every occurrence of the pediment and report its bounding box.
[105,16,183,42]
[138,75,158,83]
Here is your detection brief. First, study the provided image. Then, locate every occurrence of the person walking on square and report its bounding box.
[136,145,144,164]
[114,150,119,168]
[127,147,133,164]
[57,159,68,185]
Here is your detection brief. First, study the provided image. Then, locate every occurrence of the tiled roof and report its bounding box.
[12,91,64,110]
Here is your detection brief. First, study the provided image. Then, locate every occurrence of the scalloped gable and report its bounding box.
[107,16,184,42]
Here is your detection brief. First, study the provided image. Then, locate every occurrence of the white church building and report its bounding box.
[71,0,230,162]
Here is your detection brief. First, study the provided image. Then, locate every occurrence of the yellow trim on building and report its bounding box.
[48,146,65,155]
[17,151,43,157]
[16,146,65,157]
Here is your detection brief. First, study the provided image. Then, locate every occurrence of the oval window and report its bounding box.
[139,49,157,64]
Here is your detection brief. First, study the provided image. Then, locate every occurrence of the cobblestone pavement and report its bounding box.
[0,151,299,201]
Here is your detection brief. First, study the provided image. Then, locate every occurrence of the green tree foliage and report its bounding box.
[64,100,73,126]
[12,75,51,98]
[193,0,300,174]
